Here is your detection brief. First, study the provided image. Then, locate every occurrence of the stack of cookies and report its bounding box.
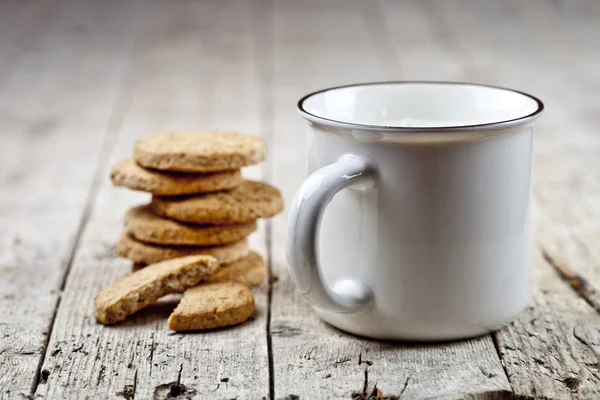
[97,130,283,331]
[95,255,257,331]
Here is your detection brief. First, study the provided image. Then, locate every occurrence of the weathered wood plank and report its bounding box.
[35,1,271,398]
[269,1,511,398]
[534,147,600,314]
[430,0,600,397]
[525,0,600,314]
[495,248,600,399]
[379,0,469,80]
[0,0,45,67]
[0,0,598,398]
[0,1,143,397]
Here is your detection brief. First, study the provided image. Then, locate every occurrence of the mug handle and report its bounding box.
[286,154,375,313]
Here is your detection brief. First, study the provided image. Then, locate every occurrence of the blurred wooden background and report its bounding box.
[1,0,599,398]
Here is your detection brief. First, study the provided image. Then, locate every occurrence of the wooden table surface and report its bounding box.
[1,0,600,398]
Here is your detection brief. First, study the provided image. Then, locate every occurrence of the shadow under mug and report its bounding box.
[286,81,544,341]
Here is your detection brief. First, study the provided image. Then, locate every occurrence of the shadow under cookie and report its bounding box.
[116,232,248,265]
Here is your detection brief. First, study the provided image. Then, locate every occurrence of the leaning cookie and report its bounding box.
[168,282,255,331]
[151,180,283,225]
[205,251,267,287]
[110,159,242,195]
[133,130,266,172]
[133,252,267,288]
[116,233,248,265]
[94,255,218,325]
[125,205,256,246]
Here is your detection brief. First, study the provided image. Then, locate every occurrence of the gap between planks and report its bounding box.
[29,5,146,396]
[3,0,596,396]
[36,1,271,398]
[0,0,146,396]
[541,247,600,315]
[268,1,511,398]
[251,0,277,398]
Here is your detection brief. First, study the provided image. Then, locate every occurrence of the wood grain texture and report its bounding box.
[495,250,600,399]
[0,0,46,69]
[0,0,598,398]
[527,0,600,317]
[430,2,600,398]
[0,0,143,397]
[34,1,271,398]
[268,1,510,398]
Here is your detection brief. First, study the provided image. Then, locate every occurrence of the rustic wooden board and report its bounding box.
[0,1,143,397]
[523,0,600,316]
[0,0,599,398]
[535,146,600,315]
[495,248,600,399]
[268,1,511,398]
[430,2,600,397]
[0,0,45,67]
[34,1,271,398]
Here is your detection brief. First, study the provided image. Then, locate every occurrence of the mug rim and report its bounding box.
[297,81,545,132]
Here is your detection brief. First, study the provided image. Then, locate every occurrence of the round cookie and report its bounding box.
[110,159,242,195]
[205,251,267,287]
[125,205,257,246]
[133,130,266,172]
[167,282,255,331]
[151,180,284,225]
[116,233,248,265]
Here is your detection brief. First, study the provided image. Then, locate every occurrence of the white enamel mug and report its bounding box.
[286,82,544,341]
